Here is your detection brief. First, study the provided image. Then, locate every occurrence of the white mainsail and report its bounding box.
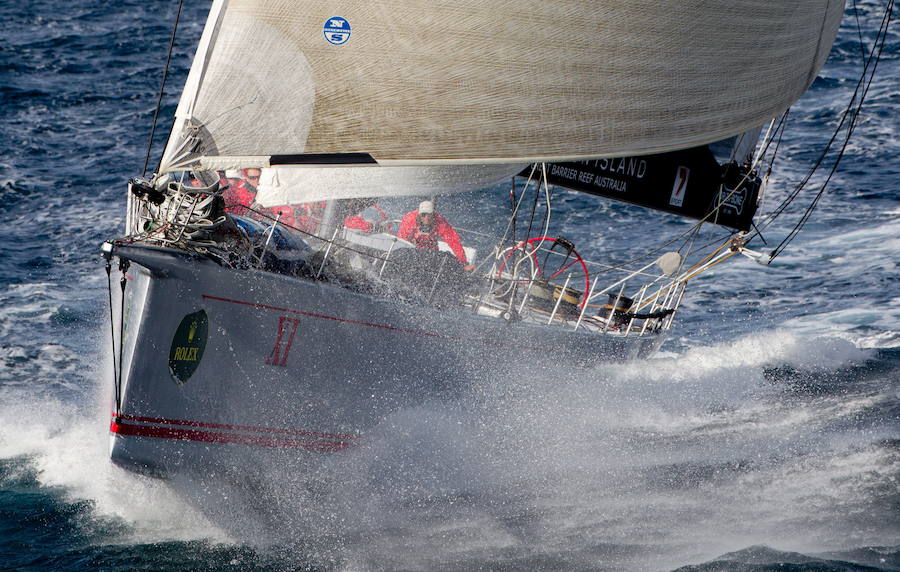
[160,0,845,176]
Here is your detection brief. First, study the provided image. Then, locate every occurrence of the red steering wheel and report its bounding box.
[496,237,590,307]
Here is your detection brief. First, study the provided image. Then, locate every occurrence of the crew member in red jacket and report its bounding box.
[226,168,304,229]
[221,168,259,216]
[343,199,391,233]
[397,200,473,270]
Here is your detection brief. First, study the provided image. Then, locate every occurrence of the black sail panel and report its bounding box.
[537,146,760,231]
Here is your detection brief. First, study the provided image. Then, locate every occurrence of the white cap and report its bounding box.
[224,169,242,179]
[418,200,434,214]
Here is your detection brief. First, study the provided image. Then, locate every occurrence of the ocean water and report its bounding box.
[1,1,898,571]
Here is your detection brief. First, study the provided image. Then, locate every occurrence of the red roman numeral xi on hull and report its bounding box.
[266,316,300,366]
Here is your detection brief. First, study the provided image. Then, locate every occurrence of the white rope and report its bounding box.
[135,180,234,253]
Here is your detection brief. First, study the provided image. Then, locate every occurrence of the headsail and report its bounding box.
[160,0,845,174]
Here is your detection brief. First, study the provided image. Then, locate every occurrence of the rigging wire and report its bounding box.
[104,261,120,417]
[751,0,893,259]
[141,0,186,177]
[769,0,893,259]
[756,112,789,211]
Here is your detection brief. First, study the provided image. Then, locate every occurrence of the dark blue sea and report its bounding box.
[1,1,898,570]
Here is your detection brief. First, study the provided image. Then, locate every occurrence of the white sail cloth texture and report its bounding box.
[252,164,526,207]
[160,0,845,173]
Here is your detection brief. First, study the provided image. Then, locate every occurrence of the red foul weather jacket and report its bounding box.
[397,210,467,265]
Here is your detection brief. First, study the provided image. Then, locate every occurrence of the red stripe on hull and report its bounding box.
[115,413,359,441]
[110,419,353,453]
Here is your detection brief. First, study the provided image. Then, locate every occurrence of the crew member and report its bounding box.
[238,168,300,228]
[221,168,259,216]
[343,199,391,233]
[398,200,472,270]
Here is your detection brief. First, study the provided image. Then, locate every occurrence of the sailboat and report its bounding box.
[103,1,845,477]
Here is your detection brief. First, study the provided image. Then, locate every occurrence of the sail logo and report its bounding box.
[670,166,690,207]
[719,186,746,215]
[267,316,301,367]
[168,310,209,385]
[323,17,351,45]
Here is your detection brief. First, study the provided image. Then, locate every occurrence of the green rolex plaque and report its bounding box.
[168,309,208,385]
